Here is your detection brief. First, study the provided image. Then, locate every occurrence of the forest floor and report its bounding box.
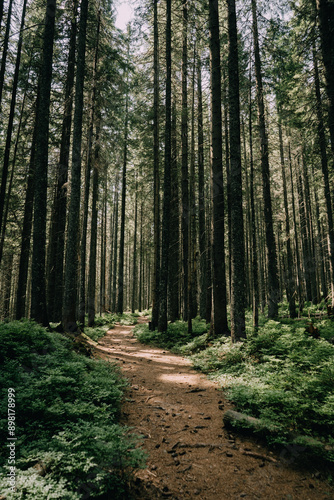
[94,317,334,500]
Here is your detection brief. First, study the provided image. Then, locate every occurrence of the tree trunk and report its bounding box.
[251,0,279,318]
[181,0,189,323]
[277,110,297,317]
[16,97,38,320]
[288,143,304,311]
[0,0,13,111]
[117,73,129,314]
[151,0,160,329]
[31,0,56,326]
[0,0,28,246]
[197,56,207,320]
[317,0,334,155]
[227,0,246,341]
[157,0,172,332]
[248,70,259,328]
[112,175,119,312]
[62,0,89,332]
[208,0,229,335]
[87,133,100,327]
[168,97,180,322]
[132,177,138,313]
[313,43,334,304]
[48,0,78,322]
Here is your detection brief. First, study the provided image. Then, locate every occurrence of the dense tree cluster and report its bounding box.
[0,0,334,340]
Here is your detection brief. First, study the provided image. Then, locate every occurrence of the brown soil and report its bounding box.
[94,318,334,500]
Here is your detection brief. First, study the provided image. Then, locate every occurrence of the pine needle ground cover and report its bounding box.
[0,320,145,499]
[135,311,334,462]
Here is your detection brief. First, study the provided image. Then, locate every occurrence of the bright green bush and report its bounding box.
[0,320,146,498]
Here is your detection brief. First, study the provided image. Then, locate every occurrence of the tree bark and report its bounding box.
[181,0,189,322]
[0,0,13,111]
[251,0,279,318]
[0,0,28,247]
[48,0,78,322]
[31,0,56,326]
[313,43,334,304]
[117,72,129,314]
[197,56,207,320]
[62,0,89,332]
[168,98,180,322]
[158,0,172,332]
[277,110,297,317]
[317,0,334,155]
[208,0,229,336]
[227,0,246,341]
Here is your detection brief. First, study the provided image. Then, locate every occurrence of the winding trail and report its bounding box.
[94,318,334,499]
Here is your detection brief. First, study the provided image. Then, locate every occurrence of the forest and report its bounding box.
[1,0,334,498]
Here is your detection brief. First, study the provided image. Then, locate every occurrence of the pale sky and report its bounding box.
[115,1,134,31]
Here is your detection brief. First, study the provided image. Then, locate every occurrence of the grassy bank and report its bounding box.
[0,319,145,499]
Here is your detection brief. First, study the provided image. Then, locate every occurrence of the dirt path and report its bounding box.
[95,319,334,500]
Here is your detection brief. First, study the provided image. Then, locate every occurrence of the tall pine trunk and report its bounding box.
[157,0,172,332]
[317,0,334,155]
[208,0,229,336]
[48,0,78,321]
[117,76,129,314]
[197,56,207,320]
[30,0,56,326]
[151,0,160,329]
[181,0,189,322]
[227,0,246,340]
[62,0,89,332]
[251,0,279,318]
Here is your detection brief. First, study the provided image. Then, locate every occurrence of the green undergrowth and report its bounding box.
[134,317,209,352]
[0,320,146,499]
[83,312,141,343]
[135,309,334,462]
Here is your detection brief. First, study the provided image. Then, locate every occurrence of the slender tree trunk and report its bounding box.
[138,194,143,312]
[227,0,246,341]
[317,0,334,155]
[112,175,119,312]
[208,0,229,336]
[301,149,318,302]
[168,98,180,322]
[132,177,138,313]
[313,44,334,304]
[0,0,13,111]
[251,0,279,318]
[31,0,56,326]
[87,129,100,327]
[117,79,129,314]
[48,0,78,321]
[296,160,313,303]
[158,0,172,332]
[197,56,207,320]
[151,0,160,329]
[249,75,259,328]
[0,0,4,29]
[0,0,28,245]
[181,0,189,322]
[0,69,29,265]
[16,98,38,319]
[278,110,297,317]
[223,66,232,302]
[100,176,107,314]
[288,142,304,310]
[62,0,89,332]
